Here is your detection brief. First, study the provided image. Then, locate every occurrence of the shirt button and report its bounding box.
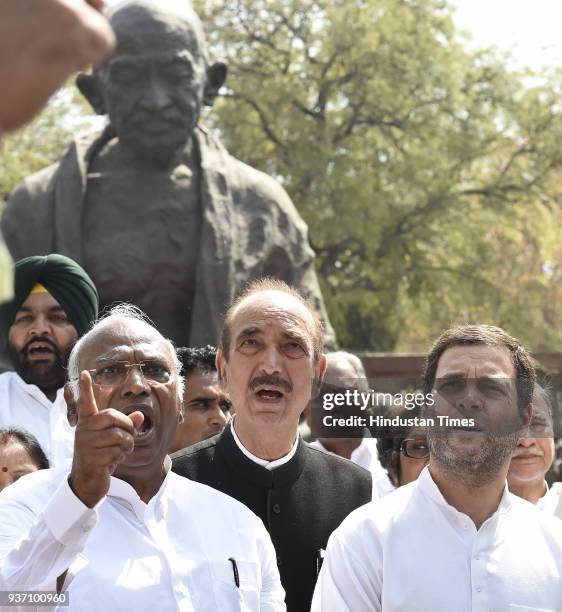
[81,525,92,533]
[272,504,281,514]
[476,587,482,593]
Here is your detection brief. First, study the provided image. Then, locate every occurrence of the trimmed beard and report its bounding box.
[428,429,518,485]
[7,338,72,397]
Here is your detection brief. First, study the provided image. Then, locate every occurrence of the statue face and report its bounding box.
[100,12,208,164]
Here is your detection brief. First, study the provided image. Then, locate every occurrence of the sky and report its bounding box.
[450,0,562,70]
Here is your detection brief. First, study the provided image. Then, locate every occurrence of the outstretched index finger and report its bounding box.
[77,370,99,420]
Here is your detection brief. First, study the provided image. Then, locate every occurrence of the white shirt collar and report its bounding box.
[419,466,512,520]
[11,370,64,406]
[230,419,299,470]
[107,455,172,523]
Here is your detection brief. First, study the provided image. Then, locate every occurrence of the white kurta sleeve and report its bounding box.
[311,521,382,612]
[255,519,286,611]
[0,475,100,591]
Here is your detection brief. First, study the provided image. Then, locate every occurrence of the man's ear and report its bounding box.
[76,72,107,115]
[216,349,227,387]
[311,354,327,399]
[203,62,227,106]
[64,385,78,427]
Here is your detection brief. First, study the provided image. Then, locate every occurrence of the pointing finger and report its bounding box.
[77,370,99,420]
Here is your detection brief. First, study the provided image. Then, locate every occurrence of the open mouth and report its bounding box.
[26,342,55,361]
[255,387,285,401]
[123,404,155,441]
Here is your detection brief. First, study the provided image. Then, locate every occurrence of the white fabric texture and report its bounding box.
[0,464,286,612]
[312,467,562,612]
[0,371,74,467]
[538,481,562,519]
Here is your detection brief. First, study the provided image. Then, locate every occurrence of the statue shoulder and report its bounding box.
[197,125,303,221]
[2,164,58,258]
[226,155,309,235]
[1,131,99,259]
[6,130,98,204]
[8,162,59,203]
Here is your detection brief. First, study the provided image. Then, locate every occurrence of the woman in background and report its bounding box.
[376,406,430,492]
[0,428,49,493]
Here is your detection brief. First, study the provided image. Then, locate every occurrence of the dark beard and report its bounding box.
[7,338,72,396]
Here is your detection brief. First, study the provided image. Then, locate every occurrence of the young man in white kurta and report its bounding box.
[313,324,562,611]
[312,466,562,612]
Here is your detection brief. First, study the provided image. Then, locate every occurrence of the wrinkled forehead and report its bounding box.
[79,319,173,367]
[230,292,316,346]
[435,344,516,379]
[109,3,206,60]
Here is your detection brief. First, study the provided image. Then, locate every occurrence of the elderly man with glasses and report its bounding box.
[0,304,285,611]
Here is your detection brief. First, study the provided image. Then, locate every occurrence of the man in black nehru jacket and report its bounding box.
[172,279,371,612]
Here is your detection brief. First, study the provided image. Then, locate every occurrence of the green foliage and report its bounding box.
[196,0,562,351]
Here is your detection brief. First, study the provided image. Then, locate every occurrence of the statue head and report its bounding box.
[77,0,227,165]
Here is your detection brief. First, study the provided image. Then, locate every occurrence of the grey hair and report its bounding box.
[67,303,184,402]
[326,351,368,392]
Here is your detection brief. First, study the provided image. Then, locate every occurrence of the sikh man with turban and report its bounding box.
[0,254,98,467]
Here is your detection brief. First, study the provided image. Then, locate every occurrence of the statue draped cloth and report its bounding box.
[2,125,335,347]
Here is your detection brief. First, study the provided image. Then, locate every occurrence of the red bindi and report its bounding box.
[1,467,7,472]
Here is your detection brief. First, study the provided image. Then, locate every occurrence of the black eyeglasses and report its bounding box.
[400,438,430,459]
[78,360,173,387]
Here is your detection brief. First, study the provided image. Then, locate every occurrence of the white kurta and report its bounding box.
[312,467,562,612]
[0,372,74,467]
[0,462,286,612]
[309,438,393,498]
[538,481,562,519]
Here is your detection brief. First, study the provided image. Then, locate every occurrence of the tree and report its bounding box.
[196,0,562,350]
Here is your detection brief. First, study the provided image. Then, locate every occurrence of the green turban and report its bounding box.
[0,254,99,340]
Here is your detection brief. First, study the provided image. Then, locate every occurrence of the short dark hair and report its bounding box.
[176,345,217,377]
[376,406,422,487]
[0,428,50,470]
[221,278,325,363]
[422,324,535,413]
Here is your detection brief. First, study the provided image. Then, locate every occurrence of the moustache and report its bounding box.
[512,450,544,458]
[249,374,292,393]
